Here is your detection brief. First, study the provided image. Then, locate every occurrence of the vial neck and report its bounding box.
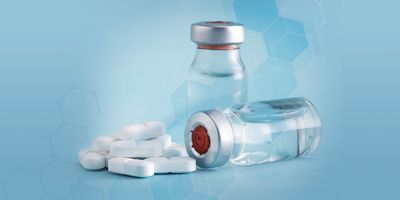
[194,46,242,65]
[197,44,239,50]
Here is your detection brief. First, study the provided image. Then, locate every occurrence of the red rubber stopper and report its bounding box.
[191,125,210,155]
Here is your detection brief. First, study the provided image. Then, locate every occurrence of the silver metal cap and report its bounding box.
[191,21,245,45]
[184,110,233,168]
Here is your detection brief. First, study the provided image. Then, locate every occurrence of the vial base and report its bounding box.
[230,127,321,166]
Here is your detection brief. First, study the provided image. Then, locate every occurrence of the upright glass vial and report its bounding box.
[184,97,322,168]
[187,21,247,117]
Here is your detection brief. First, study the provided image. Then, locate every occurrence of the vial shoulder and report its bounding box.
[227,97,315,123]
[188,62,246,80]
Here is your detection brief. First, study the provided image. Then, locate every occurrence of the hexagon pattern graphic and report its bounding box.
[168,175,193,199]
[5,170,43,200]
[69,186,104,200]
[263,17,308,61]
[277,0,326,70]
[234,0,279,31]
[251,60,297,100]
[107,179,154,200]
[169,81,188,122]
[41,197,63,200]
[279,0,327,35]
[0,185,6,200]
[239,29,268,73]
[59,87,100,128]
[0,161,17,183]
[15,136,53,172]
[76,168,115,190]
[185,191,208,200]
[148,176,172,200]
[42,161,79,199]
[51,125,89,163]
[189,165,236,198]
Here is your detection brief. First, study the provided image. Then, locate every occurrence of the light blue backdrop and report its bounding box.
[0,0,398,199]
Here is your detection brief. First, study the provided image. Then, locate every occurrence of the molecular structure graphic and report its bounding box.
[0,86,105,200]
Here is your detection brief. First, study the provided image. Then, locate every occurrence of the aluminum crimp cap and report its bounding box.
[191,21,245,45]
[185,110,233,168]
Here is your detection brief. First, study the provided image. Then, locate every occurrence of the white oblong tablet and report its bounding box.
[117,124,147,140]
[130,135,171,158]
[92,136,115,152]
[79,149,90,161]
[108,157,131,175]
[143,121,165,134]
[118,121,165,141]
[109,140,136,157]
[79,149,106,170]
[164,143,188,157]
[144,157,170,174]
[136,134,172,149]
[129,144,164,158]
[123,159,155,178]
[169,157,196,173]
[145,157,196,174]
[103,153,115,167]
[110,140,163,158]
[108,158,154,178]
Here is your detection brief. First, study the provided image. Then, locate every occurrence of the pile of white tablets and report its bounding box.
[79,121,195,178]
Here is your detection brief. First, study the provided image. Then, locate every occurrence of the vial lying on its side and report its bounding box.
[184,97,322,168]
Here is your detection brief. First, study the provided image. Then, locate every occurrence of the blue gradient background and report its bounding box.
[0,0,398,199]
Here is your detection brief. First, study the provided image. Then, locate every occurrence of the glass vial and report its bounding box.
[187,21,247,117]
[184,97,322,168]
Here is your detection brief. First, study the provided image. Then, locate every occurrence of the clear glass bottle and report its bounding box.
[187,21,247,117]
[184,97,322,168]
